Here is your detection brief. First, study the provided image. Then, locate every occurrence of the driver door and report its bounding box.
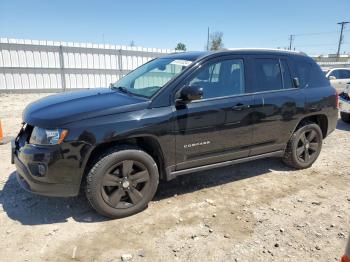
[173,56,254,170]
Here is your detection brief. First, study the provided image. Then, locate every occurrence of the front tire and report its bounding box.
[341,112,350,123]
[283,122,323,169]
[86,146,159,218]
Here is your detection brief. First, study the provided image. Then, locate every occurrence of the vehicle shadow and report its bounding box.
[0,157,291,225]
[336,119,350,131]
[0,172,106,225]
[155,157,291,201]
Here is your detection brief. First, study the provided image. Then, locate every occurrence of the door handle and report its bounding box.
[232,104,250,111]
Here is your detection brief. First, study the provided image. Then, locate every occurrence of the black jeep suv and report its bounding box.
[12,49,338,218]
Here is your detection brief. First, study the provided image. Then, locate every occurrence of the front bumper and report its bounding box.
[12,127,90,197]
[14,150,79,197]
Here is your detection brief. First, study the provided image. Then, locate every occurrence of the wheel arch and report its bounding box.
[293,114,328,138]
[81,135,167,187]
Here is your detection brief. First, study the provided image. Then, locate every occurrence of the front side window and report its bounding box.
[111,58,193,98]
[186,59,245,99]
[253,58,283,92]
[329,70,340,79]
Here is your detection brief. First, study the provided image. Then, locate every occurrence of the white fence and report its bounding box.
[317,61,350,69]
[0,38,174,92]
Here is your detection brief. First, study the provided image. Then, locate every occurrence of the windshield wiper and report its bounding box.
[110,85,131,95]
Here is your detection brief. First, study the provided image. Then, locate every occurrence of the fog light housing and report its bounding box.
[38,164,46,176]
[28,163,47,177]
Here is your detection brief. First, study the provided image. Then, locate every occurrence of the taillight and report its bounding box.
[336,92,339,109]
[342,255,350,262]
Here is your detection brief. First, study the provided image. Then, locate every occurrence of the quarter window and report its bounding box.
[294,59,328,88]
[294,61,312,88]
[186,59,245,99]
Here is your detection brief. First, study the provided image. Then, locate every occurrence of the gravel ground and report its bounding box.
[0,93,349,262]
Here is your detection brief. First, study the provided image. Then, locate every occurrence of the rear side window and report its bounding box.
[339,70,350,79]
[253,58,283,92]
[293,59,329,88]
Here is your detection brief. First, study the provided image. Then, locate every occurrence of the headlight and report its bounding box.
[29,127,68,145]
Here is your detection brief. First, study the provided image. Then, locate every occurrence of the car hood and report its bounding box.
[23,88,149,128]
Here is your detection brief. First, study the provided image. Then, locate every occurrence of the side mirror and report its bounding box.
[177,85,203,104]
[328,75,336,80]
[293,77,300,88]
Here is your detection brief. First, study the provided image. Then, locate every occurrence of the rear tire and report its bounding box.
[283,122,323,169]
[85,146,159,218]
[341,112,350,123]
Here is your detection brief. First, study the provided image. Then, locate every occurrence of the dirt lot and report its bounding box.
[0,93,349,262]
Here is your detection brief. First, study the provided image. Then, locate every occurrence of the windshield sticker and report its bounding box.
[170,60,192,67]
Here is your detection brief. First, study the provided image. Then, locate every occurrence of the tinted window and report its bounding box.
[339,70,350,79]
[187,59,245,99]
[280,60,293,89]
[329,70,340,79]
[253,58,283,92]
[294,61,312,88]
[294,59,329,88]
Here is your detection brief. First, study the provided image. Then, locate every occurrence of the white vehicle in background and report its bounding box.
[339,82,350,123]
[325,68,350,93]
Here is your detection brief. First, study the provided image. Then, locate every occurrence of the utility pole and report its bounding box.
[336,21,349,61]
[207,27,210,51]
[289,34,294,50]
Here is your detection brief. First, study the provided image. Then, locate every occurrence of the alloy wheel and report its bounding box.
[296,129,320,163]
[101,160,150,209]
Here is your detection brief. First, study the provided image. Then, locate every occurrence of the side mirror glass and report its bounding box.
[328,75,336,80]
[293,77,300,88]
[177,85,203,104]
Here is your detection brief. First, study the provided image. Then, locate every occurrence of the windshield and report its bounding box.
[111,58,193,98]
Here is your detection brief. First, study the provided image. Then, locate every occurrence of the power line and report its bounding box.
[288,28,350,54]
[294,43,339,47]
[293,30,339,37]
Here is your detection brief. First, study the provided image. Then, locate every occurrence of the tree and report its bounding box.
[210,31,224,51]
[175,42,187,51]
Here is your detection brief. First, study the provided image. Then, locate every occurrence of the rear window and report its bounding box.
[293,59,329,88]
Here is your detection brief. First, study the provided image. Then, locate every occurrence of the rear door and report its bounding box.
[249,56,302,156]
[173,56,254,170]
